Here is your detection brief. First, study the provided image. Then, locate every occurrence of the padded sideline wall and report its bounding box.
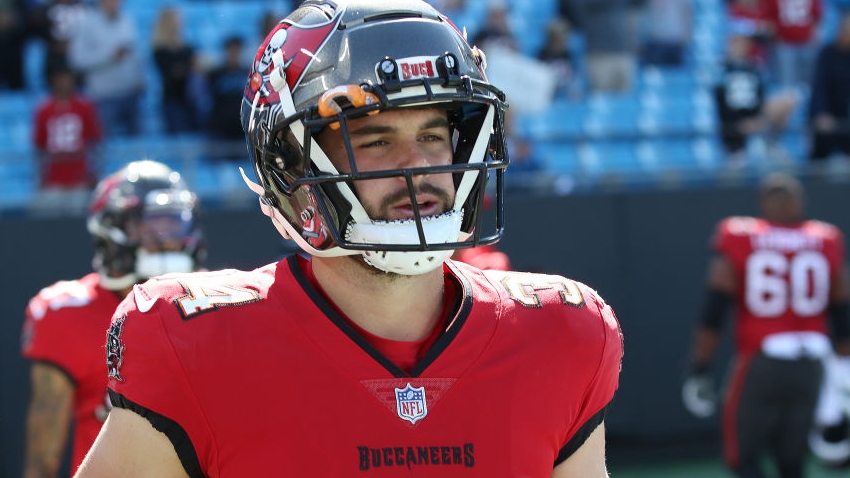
[2,182,849,473]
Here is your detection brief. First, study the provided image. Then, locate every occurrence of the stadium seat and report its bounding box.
[537,141,581,175]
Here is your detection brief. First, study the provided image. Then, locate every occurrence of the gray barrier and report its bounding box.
[2,181,848,474]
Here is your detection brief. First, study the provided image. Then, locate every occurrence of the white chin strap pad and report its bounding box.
[347,210,463,275]
[98,272,138,291]
[135,250,194,279]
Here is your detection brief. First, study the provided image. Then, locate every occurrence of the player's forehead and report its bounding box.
[349,107,450,132]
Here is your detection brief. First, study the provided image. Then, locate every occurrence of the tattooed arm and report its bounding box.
[24,362,74,478]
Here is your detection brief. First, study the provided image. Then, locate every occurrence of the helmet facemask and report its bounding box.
[242,2,509,275]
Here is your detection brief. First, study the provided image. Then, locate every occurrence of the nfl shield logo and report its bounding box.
[395,383,427,424]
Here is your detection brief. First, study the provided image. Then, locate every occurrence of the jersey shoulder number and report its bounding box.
[27,279,93,320]
[498,271,586,309]
[133,273,264,321]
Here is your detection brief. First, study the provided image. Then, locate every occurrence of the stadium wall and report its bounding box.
[2,182,849,474]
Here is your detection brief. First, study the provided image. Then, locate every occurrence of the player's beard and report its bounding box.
[349,179,455,279]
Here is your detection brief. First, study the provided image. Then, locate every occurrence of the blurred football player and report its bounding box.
[75,1,623,476]
[21,160,204,477]
[683,173,850,478]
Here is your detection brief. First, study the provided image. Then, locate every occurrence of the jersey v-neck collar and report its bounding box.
[283,254,474,378]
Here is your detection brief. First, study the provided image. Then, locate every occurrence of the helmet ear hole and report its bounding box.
[270,128,306,174]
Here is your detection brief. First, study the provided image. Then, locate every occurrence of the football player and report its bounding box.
[21,160,204,477]
[683,172,850,477]
[75,1,623,477]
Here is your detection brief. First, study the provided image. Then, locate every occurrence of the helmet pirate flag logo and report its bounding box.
[395,383,428,424]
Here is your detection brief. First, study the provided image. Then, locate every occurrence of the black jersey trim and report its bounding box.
[554,405,607,467]
[108,389,206,478]
[287,255,404,375]
[411,262,474,376]
[287,255,471,378]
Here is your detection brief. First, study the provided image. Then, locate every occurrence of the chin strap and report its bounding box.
[98,272,138,291]
[241,168,459,275]
[346,211,463,275]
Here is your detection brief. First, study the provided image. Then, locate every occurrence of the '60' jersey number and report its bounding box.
[745,250,830,318]
[501,274,585,309]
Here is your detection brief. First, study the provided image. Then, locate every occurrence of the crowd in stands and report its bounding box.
[0,0,849,209]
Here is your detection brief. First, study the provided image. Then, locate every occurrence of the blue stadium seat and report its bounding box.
[537,141,580,175]
[519,100,586,141]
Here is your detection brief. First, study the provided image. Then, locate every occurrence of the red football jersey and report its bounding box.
[763,0,822,43]
[33,95,102,187]
[712,216,845,356]
[107,256,623,477]
[21,273,121,474]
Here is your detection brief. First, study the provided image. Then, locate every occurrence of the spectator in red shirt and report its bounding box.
[32,66,102,212]
[763,0,823,88]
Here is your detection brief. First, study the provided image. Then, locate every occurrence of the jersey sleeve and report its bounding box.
[22,280,94,382]
[32,104,48,149]
[710,218,734,255]
[827,224,846,279]
[83,99,102,144]
[557,284,623,464]
[106,283,211,477]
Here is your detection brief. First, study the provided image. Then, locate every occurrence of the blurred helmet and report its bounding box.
[87,160,205,290]
[241,0,508,275]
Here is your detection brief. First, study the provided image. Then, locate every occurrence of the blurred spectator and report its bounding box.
[808,12,850,161]
[713,31,796,165]
[573,0,637,93]
[640,0,693,67]
[505,135,546,193]
[67,0,144,137]
[152,6,200,135]
[727,0,773,73]
[474,2,557,114]
[205,35,248,161]
[259,10,280,40]
[431,0,466,17]
[537,18,581,99]
[0,0,27,90]
[28,0,87,83]
[557,0,582,30]
[471,1,518,53]
[32,66,101,212]
[764,0,823,88]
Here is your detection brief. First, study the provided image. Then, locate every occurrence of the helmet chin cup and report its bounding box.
[347,210,463,275]
[98,272,138,291]
[135,250,194,279]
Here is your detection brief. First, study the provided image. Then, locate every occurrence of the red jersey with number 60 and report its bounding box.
[21,273,121,474]
[106,256,623,477]
[712,216,845,356]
